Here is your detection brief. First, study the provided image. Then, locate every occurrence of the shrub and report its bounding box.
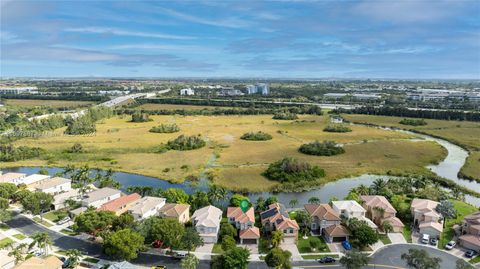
[323,125,352,133]
[399,118,427,126]
[240,131,272,141]
[64,116,96,135]
[0,144,45,162]
[166,135,206,151]
[149,123,180,133]
[263,157,325,183]
[131,112,152,122]
[272,112,298,120]
[299,140,345,156]
[69,143,83,153]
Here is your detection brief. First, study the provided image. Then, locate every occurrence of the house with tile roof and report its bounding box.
[192,205,222,243]
[239,227,261,244]
[324,224,350,243]
[128,196,166,220]
[360,195,404,232]
[158,203,190,223]
[304,203,348,242]
[459,212,480,251]
[411,198,443,238]
[98,193,141,215]
[260,203,299,240]
[0,172,26,185]
[332,200,378,229]
[227,207,255,230]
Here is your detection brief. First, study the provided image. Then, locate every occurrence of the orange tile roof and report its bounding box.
[159,203,190,218]
[227,207,255,224]
[382,216,404,227]
[276,218,300,230]
[304,204,341,221]
[324,224,349,237]
[360,195,396,213]
[239,227,260,239]
[97,193,141,213]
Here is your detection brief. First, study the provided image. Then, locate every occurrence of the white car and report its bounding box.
[421,234,430,244]
[445,241,457,250]
[57,217,71,225]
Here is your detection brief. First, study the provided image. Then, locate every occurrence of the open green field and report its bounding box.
[3,99,94,109]
[6,114,447,192]
[342,114,480,182]
[137,103,241,111]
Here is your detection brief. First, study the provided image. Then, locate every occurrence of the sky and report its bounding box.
[1,0,479,79]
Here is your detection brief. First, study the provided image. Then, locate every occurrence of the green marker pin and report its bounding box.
[240,199,250,213]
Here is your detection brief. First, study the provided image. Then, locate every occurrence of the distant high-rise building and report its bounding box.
[180,88,195,96]
[245,83,269,95]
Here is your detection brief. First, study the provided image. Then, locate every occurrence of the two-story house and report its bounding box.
[98,193,141,216]
[81,187,122,209]
[304,203,348,242]
[29,177,72,195]
[227,207,259,245]
[158,203,190,223]
[360,195,404,232]
[0,172,26,185]
[459,212,480,251]
[128,196,166,220]
[411,198,443,238]
[192,205,222,243]
[260,203,299,240]
[332,200,377,229]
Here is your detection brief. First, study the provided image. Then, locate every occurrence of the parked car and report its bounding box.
[151,266,167,269]
[173,252,186,259]
[58,217,71,225]
[342,240,352,250]
[421,234,430,244]
[445,241,456,250]
[152,240,163,248]
[318,256,336,263]
[465,250,477,258]
[429,238,438,245]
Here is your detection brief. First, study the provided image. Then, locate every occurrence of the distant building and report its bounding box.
[180,88,195,96]
[246,83,270,95]
[0,86,38,95]
[324,93,381,100]
[217,87,244,96]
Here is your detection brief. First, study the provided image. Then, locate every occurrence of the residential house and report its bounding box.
[260,203,299,240]
[29,177,71,195]
[22,174,51,186]
[411,198,443,238]
[304,203,349,242]
[158,203,190,223]
[239,227,261,244]
[191,205,222,243]
[14,256,62,269]
[128,196,166,220]
[98,193,141,216]
[227,207,255,230]
[324,224,350,243]
[360,195,404,232]
[81,187,122,209]
[106,261,140,269]
[0,250,15,269]
[459,212,480,251]
[52,188,80,210]
[0,173,26,185]
[332,200,377,229]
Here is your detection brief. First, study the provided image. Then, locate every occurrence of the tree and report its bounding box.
[221,235,237,251]
[29,232,52,255]
[126,185,154,197]
[265,196,279,206]
[21,192,53,220]
[207,185,227,205]
[0,197,9,210]
[162,188,190,204]
[340,250,370,269]
[182,227,204,252]
[181,253,199,269]
[289,199,298,208]
[255,196,266,212]
[103,229,144,261]
[456,259,474,269]
[271,230,284,248]
[219,223,237,241]
[308,197,320,204]
[356,184,370,195]
[112,213,136,231]
[138,217,185,248]
[381,221,394,234]
[436,200,457,228]
[0,183,18,199]
[190,191,210,211]
[371,178,388,195]
[64,165,95,198]
[223,247,250,269]
[72,210,117,236]
[8,243,27,264]
[347,218,379,249]
[401,248,441,269]
[65,249,83,268]
[265,247,292,269]
[230,194,249,207]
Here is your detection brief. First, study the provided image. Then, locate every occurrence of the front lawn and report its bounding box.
[403,226,413,243]
[297,236,329,253]
[378,234,392,244]
[438,200,478,249]
[13,233,26,240]
[0,237,13,248]
[83,257,100,264]
[212,243,223,254]
[60,229,79,236]
[43,210,68,223]
[32,216,53,227]
[0,223,9,231]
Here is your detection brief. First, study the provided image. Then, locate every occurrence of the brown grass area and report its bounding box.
[4,99,94,109]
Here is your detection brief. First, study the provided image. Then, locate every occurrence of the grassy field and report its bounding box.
[137,103,241,111]
[6,114,447,192]
[3,99,94,109]
[402,226,413,243]
[342,114,480,182]
[438,200,478,249]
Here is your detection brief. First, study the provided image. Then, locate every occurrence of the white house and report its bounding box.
[0,172,26,185]
[81,187,122,208]
[52,189,80,210]
[128,196,166,220]
[180,88,195,96]
[22,174,51,186]
[29,177,71,195]
[332,200,377,229]
[192,205,222,243]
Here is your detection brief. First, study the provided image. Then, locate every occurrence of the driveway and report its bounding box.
[280,237,302,260]
[370,241,384,251]
[195,243,214,254]
[388,232,407,244]
[241,244,259,254]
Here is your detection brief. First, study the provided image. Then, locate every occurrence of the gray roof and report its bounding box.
[31,177,70,190]
[83,187,121,203]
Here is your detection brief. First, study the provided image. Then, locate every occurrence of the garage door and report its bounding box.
[332,236,347,242]
[242,239,257,244]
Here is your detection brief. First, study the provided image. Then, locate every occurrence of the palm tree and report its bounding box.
[381,221,394,235]
[356,184,370,195]
[29,232,52,256]
[289,199,299,209]
[208,185,228,205]
[8,243,27,265]
[371,178,387,195]
[308,197,320,204]
[65,249,83,268]
[436,200,457,228]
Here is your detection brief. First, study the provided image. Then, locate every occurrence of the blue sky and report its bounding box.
[1,0,479,79]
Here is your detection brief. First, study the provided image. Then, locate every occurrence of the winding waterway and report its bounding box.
[2,126,478,206]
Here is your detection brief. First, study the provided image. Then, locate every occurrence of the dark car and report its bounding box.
[465,250,477,258]
[429,238,438,245]
[318,256,336,263]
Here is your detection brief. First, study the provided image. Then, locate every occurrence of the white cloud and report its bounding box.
[108,44,215,53]
[64,27,195,40]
